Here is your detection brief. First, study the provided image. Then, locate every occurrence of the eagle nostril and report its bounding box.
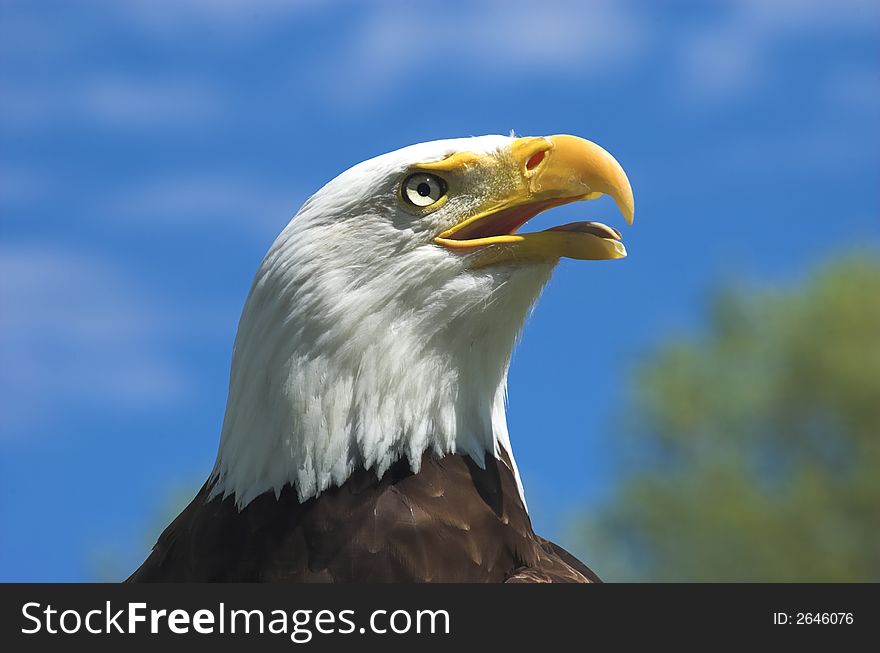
[525,150,546,171]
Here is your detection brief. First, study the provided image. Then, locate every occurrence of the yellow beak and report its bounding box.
[434,134,635,267]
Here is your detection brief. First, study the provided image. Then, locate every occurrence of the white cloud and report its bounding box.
[0,246,191,436]
[278,0,879,111]
[675,0,880,104]
[99,174,303,235]
[304,0,648,108]
[4,0,876,129]
[81,78,225,128]
[0,76,227,132]
[0,161,303,236]
[118,0,323,35]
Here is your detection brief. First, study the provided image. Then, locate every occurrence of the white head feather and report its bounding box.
[210,135,557,508]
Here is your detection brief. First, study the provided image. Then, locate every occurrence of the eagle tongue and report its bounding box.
[544,221,622,241]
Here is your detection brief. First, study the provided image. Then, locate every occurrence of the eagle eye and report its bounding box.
[402,173,447,208]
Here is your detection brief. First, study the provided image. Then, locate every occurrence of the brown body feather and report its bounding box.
[127,451,598,583]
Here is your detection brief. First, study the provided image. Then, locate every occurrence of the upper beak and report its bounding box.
[434,134,635,266]
[531,134,634,225]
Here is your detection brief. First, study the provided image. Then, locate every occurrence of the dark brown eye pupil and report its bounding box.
[416,182,431,197]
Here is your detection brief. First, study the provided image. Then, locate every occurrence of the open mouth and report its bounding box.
[436,198,622,246]
[433,198,624,258]
[429,134,634,266]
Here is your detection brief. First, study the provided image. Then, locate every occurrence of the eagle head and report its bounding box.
[211,134,634,507]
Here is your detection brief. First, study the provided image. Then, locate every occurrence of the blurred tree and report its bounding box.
[575,252,880,581]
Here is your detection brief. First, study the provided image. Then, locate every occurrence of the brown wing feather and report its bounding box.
[127,451,599,583]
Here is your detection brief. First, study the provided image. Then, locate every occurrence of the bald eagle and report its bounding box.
[129,134,634,583]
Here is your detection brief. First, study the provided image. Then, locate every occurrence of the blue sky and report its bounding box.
[1,0,878,581]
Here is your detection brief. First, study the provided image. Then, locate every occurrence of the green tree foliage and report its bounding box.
[575,253,880,581]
